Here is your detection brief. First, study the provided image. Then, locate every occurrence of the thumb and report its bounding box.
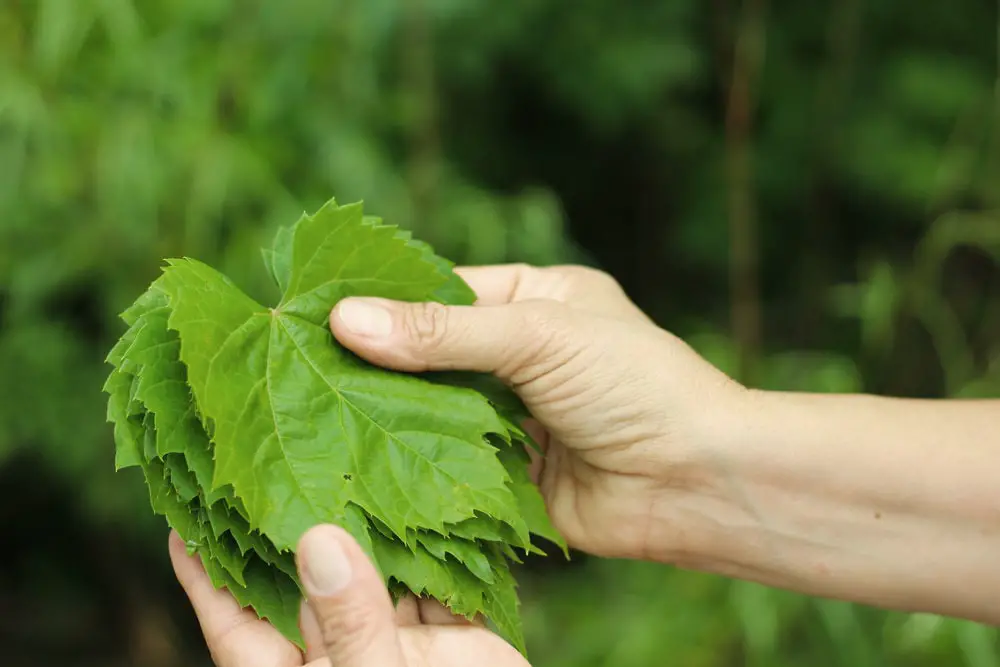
[330,297,572,381]
[297,525,406,667]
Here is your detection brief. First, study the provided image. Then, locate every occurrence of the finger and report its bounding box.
[417,598,476,626]
[398,625,523,667]
[297,525,406,667]
[299,600,325,663]
[453,264,533,305]
[330,297,575,382]
[169,532,302,667]
[303,594,421,661]
[396,594,422,627]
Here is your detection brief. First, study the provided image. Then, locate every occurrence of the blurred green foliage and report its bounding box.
[0,0,998,665]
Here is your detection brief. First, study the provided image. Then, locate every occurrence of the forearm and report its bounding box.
[683,392,1000,624]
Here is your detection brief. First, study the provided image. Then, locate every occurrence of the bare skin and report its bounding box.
[174,263,1000,666]
[701,390,1000,625]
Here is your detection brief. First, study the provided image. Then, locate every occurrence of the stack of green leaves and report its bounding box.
[102,198,566,654]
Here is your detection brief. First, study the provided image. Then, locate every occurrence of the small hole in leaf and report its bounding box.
[343,474,352,481]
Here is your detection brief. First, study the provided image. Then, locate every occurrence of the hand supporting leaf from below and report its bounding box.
[171,526,530,667]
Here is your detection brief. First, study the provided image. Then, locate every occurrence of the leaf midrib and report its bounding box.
[274,313,498,532]
[274,314,443,531]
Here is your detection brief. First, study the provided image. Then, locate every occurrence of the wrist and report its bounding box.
[635,382,766,565]
[660,387,792,570]
[653,386,816,571]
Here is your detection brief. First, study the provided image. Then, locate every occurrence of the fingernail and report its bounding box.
[338,299,393,338]
[300,528,353,595]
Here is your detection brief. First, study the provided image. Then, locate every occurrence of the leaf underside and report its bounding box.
[104,198,566,654]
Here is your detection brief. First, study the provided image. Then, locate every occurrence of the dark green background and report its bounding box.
[1,1,998,665]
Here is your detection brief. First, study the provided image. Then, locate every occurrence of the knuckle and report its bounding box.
[547,264,593,280]
[569,265,619,288]
[547,264,621,293]
[511,301,575,358]
[507,262,534,275]
[504,263,535,299]
[401,301,450,349]
[518,299,568,330]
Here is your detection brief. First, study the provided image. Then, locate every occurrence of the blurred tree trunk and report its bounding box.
[725,0,768,383]
[402,0,442,232]
[802,0,865,343]
[988,0,1000,208]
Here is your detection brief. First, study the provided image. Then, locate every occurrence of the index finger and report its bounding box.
[169,532,302,667]
[454,264,533,306]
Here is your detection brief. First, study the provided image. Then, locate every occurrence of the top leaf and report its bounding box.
[156,206,531,552]
[277,201,448,323]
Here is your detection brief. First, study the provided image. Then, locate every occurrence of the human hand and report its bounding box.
[170,525,530,667]
[329,264,746,562]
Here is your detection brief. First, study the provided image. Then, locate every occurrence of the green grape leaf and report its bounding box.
[278,200,444,324]
[104,370,143,470]
[224,557,304,643]
[262,220,296,294]
[482,545,524,653]
[104,197,566,656]
[371,531,489,621]
[155,259,528,553]
[416,531,496,584]
[497,444,568,557]
[404,237,479,305]
[165,453,200,503]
